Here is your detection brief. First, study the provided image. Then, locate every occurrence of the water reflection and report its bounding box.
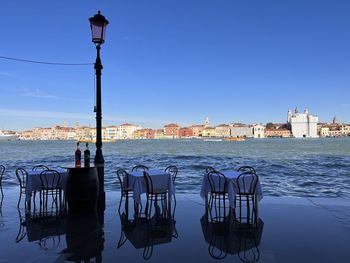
[15,209,68,249]
[200,215,263,262]
[63,211,104,262]
[118,212,178,260]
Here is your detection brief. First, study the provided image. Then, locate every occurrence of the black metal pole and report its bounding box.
[94,44,105,210]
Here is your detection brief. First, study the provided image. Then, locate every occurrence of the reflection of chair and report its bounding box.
[200,214,263,262]
[15,168,29,208]
[237,166,256,173]
[144,171,168,219]
[132,165,149,172]
[235,172,259,227]
[117,169,139,219]
[39,170,62,215]
[118,212,178,260]
[207,171,229,223]
[15,209,27,243]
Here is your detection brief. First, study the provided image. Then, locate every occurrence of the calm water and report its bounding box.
[1,138,350,198]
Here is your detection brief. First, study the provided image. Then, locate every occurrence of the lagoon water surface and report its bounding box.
[1,138,350,197]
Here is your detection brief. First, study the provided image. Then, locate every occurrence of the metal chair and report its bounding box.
[117,169,140,219]
[15,209,27,243]
[143,171,168,219]
[132,165,149,172]
[235,171,259,227]
[0,165,4,199]
[205,166,216,174]
[207,171,229,223]
[164,165,178,182]
[237,166,256,173]
[39,170,62,215]
[15,168,29,208]
[32,165,49,171]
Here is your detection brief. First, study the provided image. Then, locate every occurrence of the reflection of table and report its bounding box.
[200,170,263,208]
[26,169,68,201]
[200,215,264,258]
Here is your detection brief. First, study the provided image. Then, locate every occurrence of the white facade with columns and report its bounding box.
[288,108,318,138]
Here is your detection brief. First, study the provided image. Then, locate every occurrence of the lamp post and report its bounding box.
[89,11,109,210]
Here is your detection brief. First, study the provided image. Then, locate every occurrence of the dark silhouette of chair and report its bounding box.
[143,171,169,219]
[15,168,29,208]
[207,171,229,223]
[32,165,49,171]
[235,171,259,227]
[0,165,4,199]
[117,169,139,219]
[237,166,256,173]
[39,170,62,215]
[164,165,178,182]
[206,166,216,174]
[132,165,149,172]
[164,165,178,208]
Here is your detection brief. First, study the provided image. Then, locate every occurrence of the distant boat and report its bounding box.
[78,139,116,143]
[0,130,19,141]
[203,139,223,142]
[224,137,246,142]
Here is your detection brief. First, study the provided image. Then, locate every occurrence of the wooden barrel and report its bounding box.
[66,167,99,212]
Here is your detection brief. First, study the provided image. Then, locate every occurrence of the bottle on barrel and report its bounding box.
[84,143,90,167]
[75,142,81,168]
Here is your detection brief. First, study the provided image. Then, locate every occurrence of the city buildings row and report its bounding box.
[16,110,350,141]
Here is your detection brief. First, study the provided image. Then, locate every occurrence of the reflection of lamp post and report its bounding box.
[89,11,109,210]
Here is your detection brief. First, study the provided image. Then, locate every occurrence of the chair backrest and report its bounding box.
[39,170,61,190]
[205,166,216,174]
[116,169,129,190]
[32,165,49,171]
[0,165,5,184]
[207,171,227,194]
[165,165,178,182]
[143,171,154,193]
[236,172,259,195]
[16,168,28,189]
[237,166,256,174]
[132,165,149,172]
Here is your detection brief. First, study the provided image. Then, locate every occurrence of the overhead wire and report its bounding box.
[0,55,93,66]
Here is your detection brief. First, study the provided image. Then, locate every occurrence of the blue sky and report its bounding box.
[1,0,350,131]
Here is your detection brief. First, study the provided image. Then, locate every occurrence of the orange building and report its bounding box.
[164,123,180,138]
[178,127,193,138]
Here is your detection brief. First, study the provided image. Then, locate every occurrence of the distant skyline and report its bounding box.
[1,0,350,130]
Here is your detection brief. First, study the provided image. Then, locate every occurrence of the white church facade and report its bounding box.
[288,108,319,138]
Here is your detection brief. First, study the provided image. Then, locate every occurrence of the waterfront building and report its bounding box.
[230,124,253,138]
[105,126,119,140]
[190,125,205,137]
[341,125,350,136]
[133,128,155,139]
[264,123,291,138]
[178,127,193,138]
[164,123,180,139]
[154,129,165,139]
[215,124,231,138]
[253,124,265,138]
[320,127,330,137]
[288,108,319,138]
[201,127,216,137]
[75,126,92,140]
[118,123,141,139]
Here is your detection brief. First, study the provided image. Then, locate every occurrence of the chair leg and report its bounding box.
[17,190,22,208]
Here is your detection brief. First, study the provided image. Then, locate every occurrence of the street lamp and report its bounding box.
[89,10,109,210]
